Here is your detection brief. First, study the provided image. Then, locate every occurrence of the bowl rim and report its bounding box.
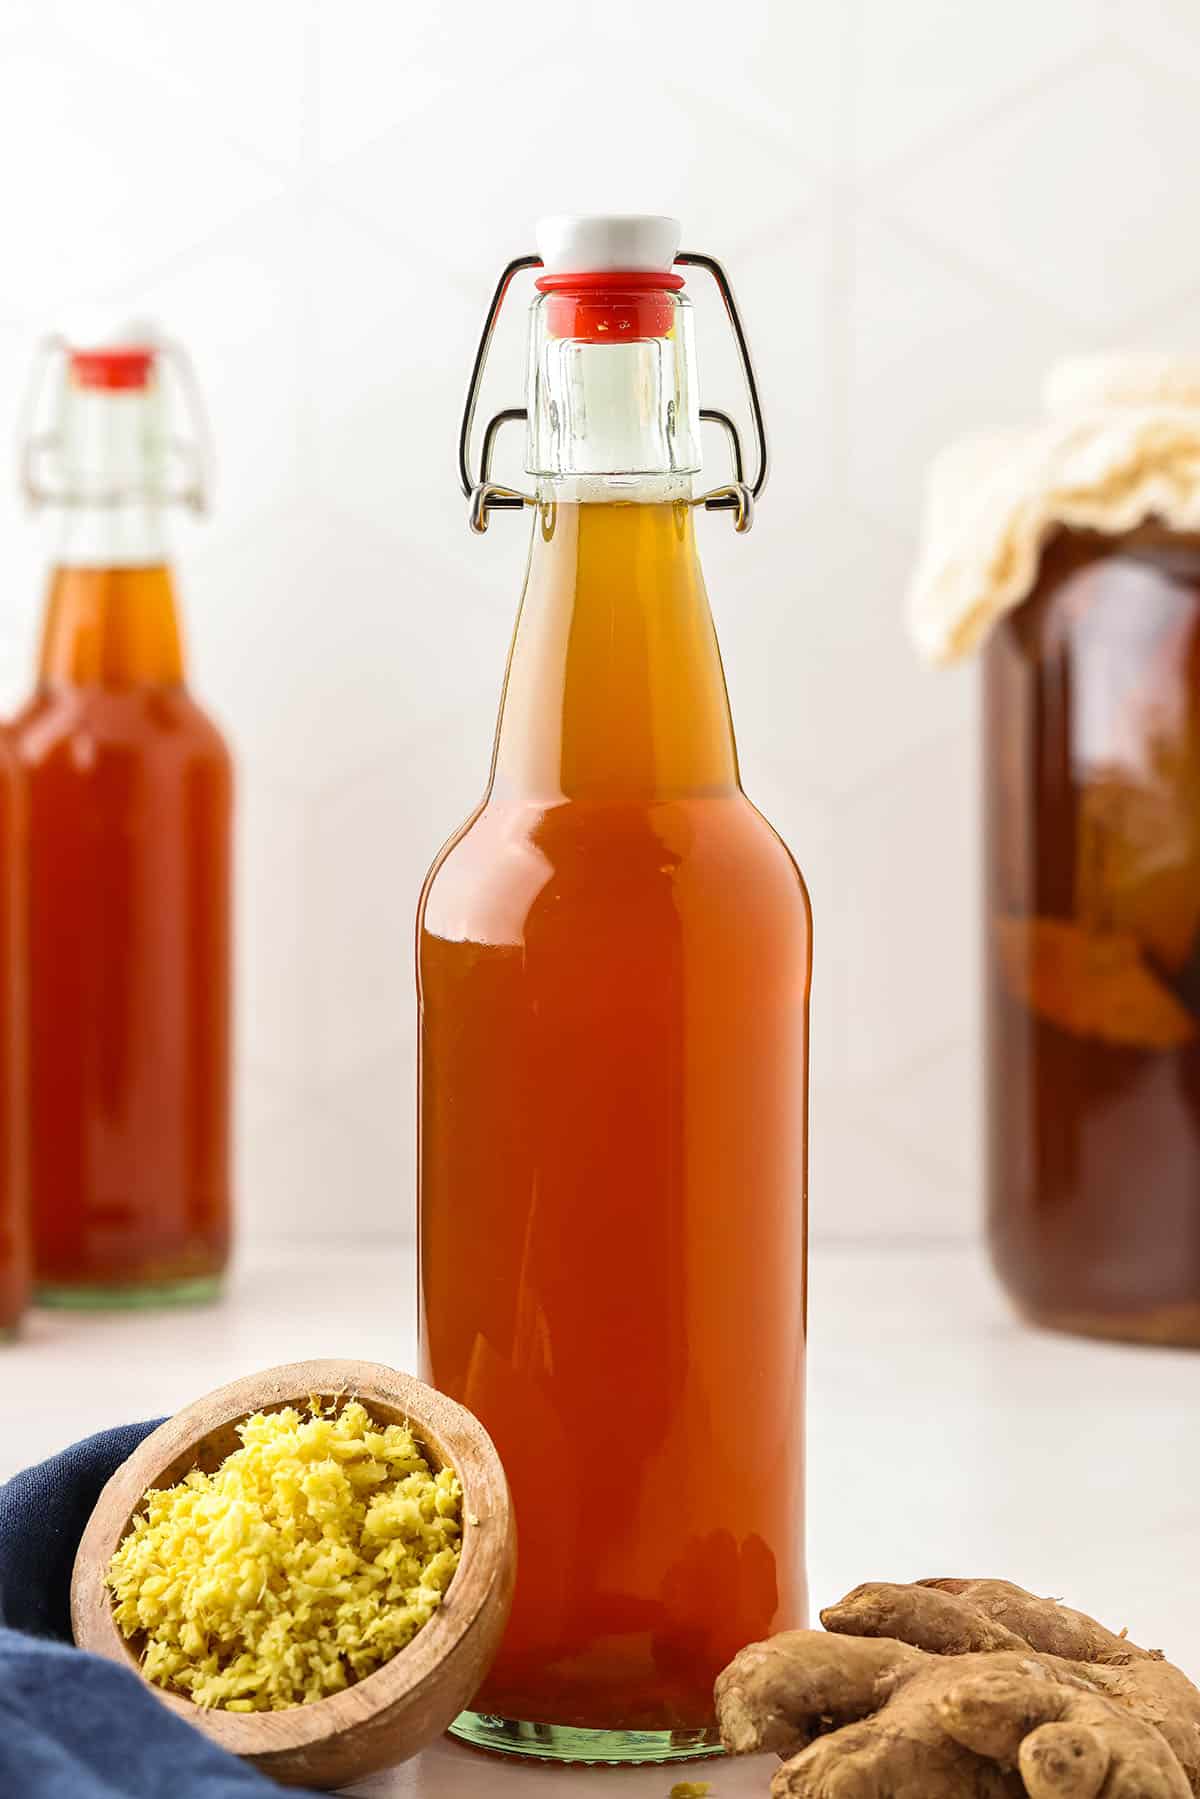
[70,1357,514,1762]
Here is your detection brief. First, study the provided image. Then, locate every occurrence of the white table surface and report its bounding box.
[4,1239,1197,1796]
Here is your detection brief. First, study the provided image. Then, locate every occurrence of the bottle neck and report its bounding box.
[51,499,168,569]
[491,283,735,801]
[490,494,739,803]
[47,380,172,567]
[38,562,184,689]
[36,382,183,688]
[526,285,701,483]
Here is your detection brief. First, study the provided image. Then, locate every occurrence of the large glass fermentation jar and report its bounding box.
[914,355,1200,1346]
[986,524,1200,1343]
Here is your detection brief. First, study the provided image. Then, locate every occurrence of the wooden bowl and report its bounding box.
[71,1359,516,1789]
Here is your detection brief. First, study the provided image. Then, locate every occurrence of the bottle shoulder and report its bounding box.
[11,685,232,775]
[740,794,814,917]
[419,788,812,953]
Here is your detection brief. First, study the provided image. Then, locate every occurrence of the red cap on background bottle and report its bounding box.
[66,320,158,390]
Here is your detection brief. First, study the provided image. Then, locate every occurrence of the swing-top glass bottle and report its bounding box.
[419,217,811,1762]
[13,326,232,1307]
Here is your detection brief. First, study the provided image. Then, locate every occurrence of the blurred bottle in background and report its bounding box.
[0,725,29,1337]
[913,354,1200,1347]
[12,327,232,1307]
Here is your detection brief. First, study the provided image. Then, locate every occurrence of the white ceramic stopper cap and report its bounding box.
[60,311,161,353]
[536,214,680,276]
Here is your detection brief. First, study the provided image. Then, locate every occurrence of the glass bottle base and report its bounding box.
[36,1274,223,1311]
[450,1713,724,1764]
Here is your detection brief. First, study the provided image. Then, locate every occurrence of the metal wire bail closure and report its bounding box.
[458,249,769,534]
[19,334,214,514]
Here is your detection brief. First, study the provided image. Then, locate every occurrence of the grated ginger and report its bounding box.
[106,1398,462,1711]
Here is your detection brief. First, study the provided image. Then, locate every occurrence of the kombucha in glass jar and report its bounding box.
[985,524,1200,1343]
[913,354,1200,1346]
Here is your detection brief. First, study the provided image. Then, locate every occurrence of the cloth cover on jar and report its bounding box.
[910,354,1200,662]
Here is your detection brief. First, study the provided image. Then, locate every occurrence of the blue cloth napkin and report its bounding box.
[0,1423,285,1797]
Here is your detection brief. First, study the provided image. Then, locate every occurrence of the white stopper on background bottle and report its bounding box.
[535,215,681,276]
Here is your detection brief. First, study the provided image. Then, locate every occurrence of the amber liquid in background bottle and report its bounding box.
[12,347,232,1305]
[986,524,1200,1345]
[0,729,29,1336]
[420,500,811,1745]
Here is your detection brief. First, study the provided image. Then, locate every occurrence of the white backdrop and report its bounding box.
[1,0,1197,1249]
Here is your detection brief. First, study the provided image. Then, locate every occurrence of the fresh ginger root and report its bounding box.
[716,1578,1200,1798]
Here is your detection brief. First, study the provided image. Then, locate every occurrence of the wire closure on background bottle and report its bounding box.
[18,336,213,513]
[459,248,769,534]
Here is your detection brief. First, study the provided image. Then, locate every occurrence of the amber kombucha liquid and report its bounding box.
[419,501,810,1732]
[0,731,28,1334]
[12,563,232,1299]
